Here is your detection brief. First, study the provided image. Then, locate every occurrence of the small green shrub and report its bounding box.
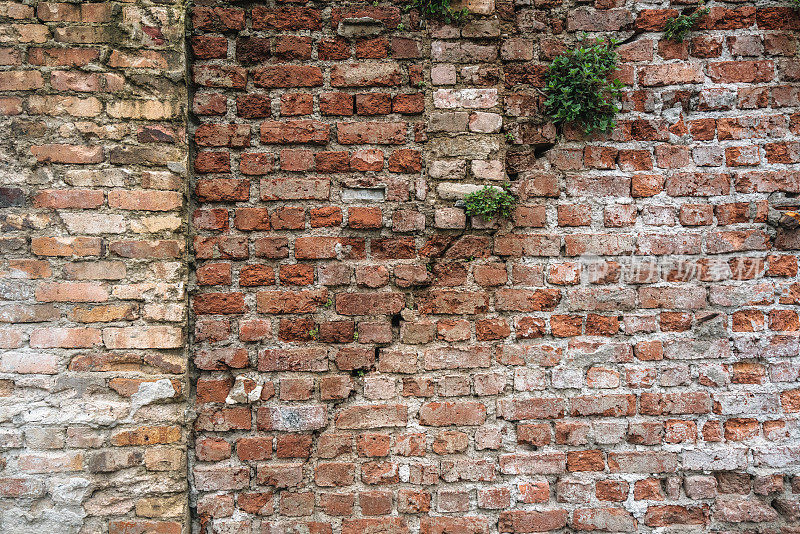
[464,185,516,220]
[544,37,624,135]
[663,3,710,42]
[406,0,468,23]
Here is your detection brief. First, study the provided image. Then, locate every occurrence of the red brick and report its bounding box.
[707,60,774,83]
[275,36,312,61]
[348,207,382,229]
[28,47,99,67]
[393,93,425,114]
[499,510,568,532]
[194,152,229,175]
[387,149,422,173]
[252,6,322,30]
[31,144,103,164]
[281,93,313,116]
[195,124,250,147]
[320,39,350,60]
[316,151,351,173]
[639,64,703,87]
[235,94,271,119]
[192,6,245,31]
[336,292,404,315]
[338,122,407,144]
[261,120,329,144]
[356,93,392,115]
[253,65,323,88]
[331,63,402,87]
[644,505,708,527]
[193,65,246,88]
[419,401,487,426]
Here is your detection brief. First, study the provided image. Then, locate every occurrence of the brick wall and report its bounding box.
[0,1,188,533]
[189,0,800,532]
[3,0,800,532]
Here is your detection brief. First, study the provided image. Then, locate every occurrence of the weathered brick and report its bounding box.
[7,2,792,532]
[499,510,568,532]
[331,63,402,87]
[419,402,487,426]
[336,405,407,429]
[253,65,323,88]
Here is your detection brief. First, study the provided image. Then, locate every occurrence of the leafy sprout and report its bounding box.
[463,184,516,221]
[544,36,624,135]
[406,0,468,24]
[664,3,710,42]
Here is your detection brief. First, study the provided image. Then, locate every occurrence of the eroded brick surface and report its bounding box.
[0,1,188,533]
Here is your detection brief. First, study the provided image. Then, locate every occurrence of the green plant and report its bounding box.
[351,368,368,377]
[505,132,516,143]
[398,22,405,31]
[323,297,333,309]
[353,331,359,342]
[308,327,319,340]
[406,0,468,23]
[463,184,516,220]
[544,36,624,134]
[663,3,710,42]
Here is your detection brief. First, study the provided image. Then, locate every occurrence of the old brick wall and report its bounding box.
[3,0,800,532]
[0,1,189,533]
[189,0,800,532]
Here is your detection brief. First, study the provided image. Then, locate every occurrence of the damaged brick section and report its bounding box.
[0,1,189,533]
[3,0,800,532]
